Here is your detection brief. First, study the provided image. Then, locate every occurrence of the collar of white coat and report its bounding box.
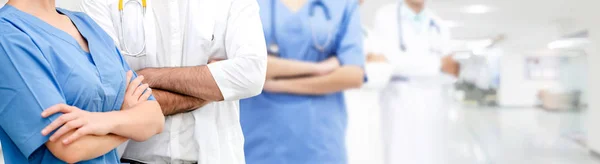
[399,2,430,22]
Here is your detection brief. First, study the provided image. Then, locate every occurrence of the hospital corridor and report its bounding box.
[0,106,596,164]
[2,0,600,163]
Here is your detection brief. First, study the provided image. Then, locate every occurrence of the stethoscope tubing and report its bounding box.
[268,0,334,56]
[397,1,441,52]
[118,0,147,57]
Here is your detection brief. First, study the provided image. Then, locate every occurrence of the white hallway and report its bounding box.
[442,106,598,164]
[1,106,598,164]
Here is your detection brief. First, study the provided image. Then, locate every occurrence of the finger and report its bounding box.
[133,84,150,98]
[63,127,90,145]
[138,88,153,102]
[41,104,73,118]
[41,113,78,136]
[127,75,145,95]
[50,119,85,142]
[125,70,133,90]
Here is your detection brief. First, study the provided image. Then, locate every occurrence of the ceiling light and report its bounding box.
[547,38,589,49]
[463,5,492,14]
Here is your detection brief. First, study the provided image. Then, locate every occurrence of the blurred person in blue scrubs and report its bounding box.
[372,0,460,164]
[0,0,165,163]
[240,0,365,163]
[345,1,392,164]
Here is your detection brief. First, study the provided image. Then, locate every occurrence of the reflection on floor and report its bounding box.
[0,107,597,164]
[446,106,598,164]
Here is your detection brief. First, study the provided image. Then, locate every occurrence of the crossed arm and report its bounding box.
[43,101,164,163]
[41,72,165,163]
[152,89,210,116]
[263,56,364,95]
[137,66,224,101]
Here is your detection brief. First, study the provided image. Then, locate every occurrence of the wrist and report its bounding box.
[104,111,126,134]
[141,68,159,88]
[311,63,322,75]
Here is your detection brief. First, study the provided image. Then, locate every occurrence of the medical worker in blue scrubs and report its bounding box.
[0,0,164,163]
[240,0,365,163]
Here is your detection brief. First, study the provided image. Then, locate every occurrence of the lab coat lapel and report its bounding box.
[183,0,216,67]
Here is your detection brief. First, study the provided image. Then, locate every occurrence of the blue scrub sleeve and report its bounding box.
[334,1,365,68]
[116,47,156,101]
[0,31,66,158]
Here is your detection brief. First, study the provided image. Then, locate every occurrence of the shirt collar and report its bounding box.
[400,3,428,22]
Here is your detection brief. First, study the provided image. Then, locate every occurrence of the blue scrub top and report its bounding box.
[240,0,364,163]
[0,5,153,164]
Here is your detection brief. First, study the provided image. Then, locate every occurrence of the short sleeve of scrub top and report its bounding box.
[0,6,152,163]
[332,1,364,68]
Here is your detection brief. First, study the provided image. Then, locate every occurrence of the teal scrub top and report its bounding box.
[0,5,153,164]
[240,0,364,164]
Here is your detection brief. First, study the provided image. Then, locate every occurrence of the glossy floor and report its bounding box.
[444,106,598,164]
[0,106,598,164]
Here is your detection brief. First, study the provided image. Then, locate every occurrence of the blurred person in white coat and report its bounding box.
[344,1,392,164]
[371,0,460,164]
[80,0,267,163]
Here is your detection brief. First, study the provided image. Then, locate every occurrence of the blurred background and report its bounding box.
[361,0,599,163]
[1,0,600,163]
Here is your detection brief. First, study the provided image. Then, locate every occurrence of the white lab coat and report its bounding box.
[344,27,392,164]
[80,0,267,163]
[371,3,454,164]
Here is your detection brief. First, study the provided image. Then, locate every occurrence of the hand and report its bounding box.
[367,54,387,63]
[41,104,116,144]
[441,55,460,77]
[121,71,153,110]
[315,57,340,76]
[263,80,286,93]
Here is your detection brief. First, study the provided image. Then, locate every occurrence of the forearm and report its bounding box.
[275,66,364,95]
[46,131,127,163]
[109,101,164,141]
[267,56,320,79]
[139,67,224,101]
[152,89,210,116]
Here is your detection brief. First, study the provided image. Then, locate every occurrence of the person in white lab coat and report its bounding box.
[80,0,267,163]
[371,0,460,164]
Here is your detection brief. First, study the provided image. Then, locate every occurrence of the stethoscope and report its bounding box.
[391,2,443,82]
[267,0,334,56]
[118,0,147,57]
[397,2,441,53]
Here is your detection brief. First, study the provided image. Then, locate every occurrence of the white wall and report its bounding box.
[56,0,80,11]
[498,54,560,107]
[581,0,600,154]
[360,0,395,28]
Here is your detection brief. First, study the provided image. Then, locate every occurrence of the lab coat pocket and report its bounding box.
[182,25,215,66]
